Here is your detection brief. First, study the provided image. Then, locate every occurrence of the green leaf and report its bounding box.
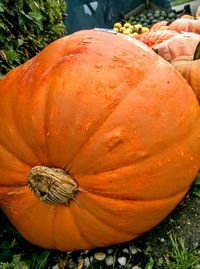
[17,39,24,47]
[194,173,200,185]
[145,257,154,269]
[193,188,200,198]
[28,11,42,21]
[31,250,50,269]
[0,0,66,76]
[4,50,18,61]
[193,174,200,197]
[21,11,33,21]
[0,21,7,30]
[193,41,200,61]
[0,3,4,12]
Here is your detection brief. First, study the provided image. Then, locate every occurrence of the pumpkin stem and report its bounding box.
[27,166,78,205]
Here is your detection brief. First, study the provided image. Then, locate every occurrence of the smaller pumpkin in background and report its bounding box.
[150,21,169,31]
[135,29,178,47]
[152,32,200,62]
[168,18,200,34]
[172,42,200,104]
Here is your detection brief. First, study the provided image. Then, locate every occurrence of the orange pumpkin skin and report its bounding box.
[153,32,200,61]
[150,21,169,31]
[135,30,178,47]
[0,29,200,251]
[172,59,200,103]
[169,18,200,34]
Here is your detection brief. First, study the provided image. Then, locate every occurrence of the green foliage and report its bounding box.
[0,0,66,76]
[145,233,200,268]
[145,257,154,269]
[0,252,50,269]
[0,211,50,269]
[0,255,30,269]
[192,173,200,198]
[164,233,200,269]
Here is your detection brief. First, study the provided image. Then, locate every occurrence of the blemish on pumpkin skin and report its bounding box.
[107,131,123,152]
[105,93,111,100]
[107,139,123,152]
[109,82,116,89]
[96,87,104,94]
[137,47,143,53]
[95,63,103,69]
[83,122,92,131]
[125,65,132,69]
[120,48,127,55]
[85,35,93,39]
[188,169,192,175]
[193,164,197,169]
[179,150,184,156]
[7,192,18,196]
[82,39,92,44]
[112,56,119,61]
[167,157,171,163]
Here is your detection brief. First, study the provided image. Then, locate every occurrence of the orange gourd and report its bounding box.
[150,21,169,31]
[172,42,200,103]
[153,32,200,61]
[135,30,178,47]
[169,18,200,33]
[0,29,200,251]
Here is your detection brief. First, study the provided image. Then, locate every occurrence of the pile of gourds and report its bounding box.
[127,9,177,28]
[135,6,200,103]
[112,9,178,37]
[0,7,200,252]
[113,21,149,38]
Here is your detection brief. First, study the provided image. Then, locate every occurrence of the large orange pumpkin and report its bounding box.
[0,29,200,251]
[172,42,200,103]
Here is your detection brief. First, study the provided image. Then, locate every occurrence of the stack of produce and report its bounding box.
[112,9,178,37]
[134,6,200,103]
[128,9,177,27]
[113,22,149,38]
